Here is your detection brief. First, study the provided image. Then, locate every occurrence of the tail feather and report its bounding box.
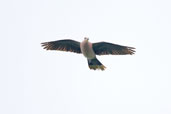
[88,58,106,71]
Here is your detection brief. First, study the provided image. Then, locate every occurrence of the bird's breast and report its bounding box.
[80,41,96,59]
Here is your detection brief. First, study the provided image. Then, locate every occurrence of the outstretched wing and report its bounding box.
[93,42,135,55]
[41,39,81,54]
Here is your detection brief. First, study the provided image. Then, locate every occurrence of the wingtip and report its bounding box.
[41,42,47,46]
[41,42,50,50]
[128,47,136,55]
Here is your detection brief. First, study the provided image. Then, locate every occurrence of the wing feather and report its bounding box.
[93,42,135,55]
[41,39,81,54]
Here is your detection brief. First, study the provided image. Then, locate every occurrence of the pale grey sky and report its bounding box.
[0,0,171,114]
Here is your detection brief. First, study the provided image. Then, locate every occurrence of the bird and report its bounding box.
[41,37,135,71]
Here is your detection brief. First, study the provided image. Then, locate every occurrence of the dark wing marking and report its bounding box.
[41,39,81,54]
[93,42,135,55]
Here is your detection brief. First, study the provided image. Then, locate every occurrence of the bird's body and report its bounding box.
[80,38,105,70]
[41,37,135,71]
[80,38,95,59]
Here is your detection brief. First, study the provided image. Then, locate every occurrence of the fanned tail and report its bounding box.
[87,58,106,71]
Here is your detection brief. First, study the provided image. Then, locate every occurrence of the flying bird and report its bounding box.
[41,37,135,70]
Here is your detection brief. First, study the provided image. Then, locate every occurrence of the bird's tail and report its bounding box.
[87,58,106,71]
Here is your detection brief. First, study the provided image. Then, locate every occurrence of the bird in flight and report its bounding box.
[41,37,135,71]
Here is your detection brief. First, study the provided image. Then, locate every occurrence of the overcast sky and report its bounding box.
[0,0,171,114]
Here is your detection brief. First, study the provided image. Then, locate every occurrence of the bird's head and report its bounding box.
[84,37,89,41]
